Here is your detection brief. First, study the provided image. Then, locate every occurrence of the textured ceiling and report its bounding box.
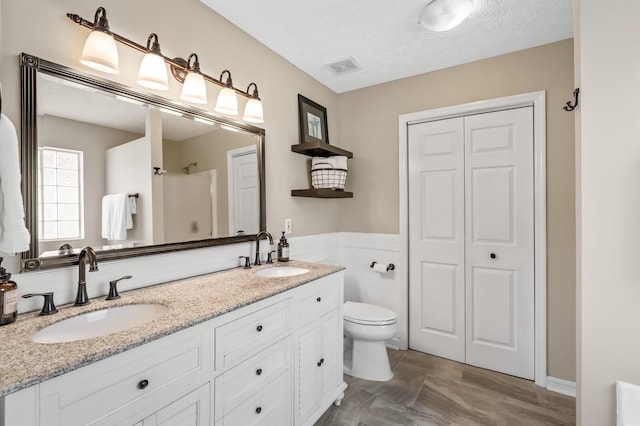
[200,0,573,93]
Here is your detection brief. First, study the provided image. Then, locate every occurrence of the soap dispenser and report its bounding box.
[277,232,290,262]
[0,258,18,326]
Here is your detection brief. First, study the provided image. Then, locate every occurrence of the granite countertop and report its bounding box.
[0,261,343,397]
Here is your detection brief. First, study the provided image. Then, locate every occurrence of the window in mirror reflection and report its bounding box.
[38,147,84,241]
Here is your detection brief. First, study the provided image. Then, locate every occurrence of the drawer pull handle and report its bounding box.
[255,406,262,414]
[137,379,149,390]
[256,368,263,376]
[317,358,325,367]
[316,297,322,302]
[256,325,263,332]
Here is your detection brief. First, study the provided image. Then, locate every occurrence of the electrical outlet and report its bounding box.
[285,218,292,235]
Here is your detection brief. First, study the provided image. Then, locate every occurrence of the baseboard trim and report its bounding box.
[546,376,576,397]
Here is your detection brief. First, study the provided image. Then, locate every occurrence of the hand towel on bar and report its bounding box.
[101,193,132,240]
[128,196,137,215]
[0,114,31,254]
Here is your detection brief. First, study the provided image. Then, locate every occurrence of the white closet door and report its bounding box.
[464,107,534,380]
[408,117,466,362]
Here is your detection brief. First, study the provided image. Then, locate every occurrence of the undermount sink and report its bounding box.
[255,266,310,278]
[32,304,169,344]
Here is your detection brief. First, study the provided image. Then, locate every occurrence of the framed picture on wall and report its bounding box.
[298,94,329,145]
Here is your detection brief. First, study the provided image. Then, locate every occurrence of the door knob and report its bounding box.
[490,253,497,259]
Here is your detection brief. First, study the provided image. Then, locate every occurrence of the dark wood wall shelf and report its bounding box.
[291,142,353,158]
[291,189,353,198]
[291,142,354,199]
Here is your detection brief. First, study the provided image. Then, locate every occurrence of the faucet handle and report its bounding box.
[267,250,276,264]
[106,275,132,300]
[22,292,58,316]
[239,256,251,269]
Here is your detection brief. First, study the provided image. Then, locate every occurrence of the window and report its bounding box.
[38,147,84,241]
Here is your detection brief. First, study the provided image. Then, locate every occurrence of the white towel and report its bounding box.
[101,193,132,240]
[129,196,137,214]
[311,156,347,170]
[0,114,30,254]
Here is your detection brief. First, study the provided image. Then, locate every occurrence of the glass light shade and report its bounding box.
[180,72,208,104]
[243,98,264,123]
[215,87,239,115]
[137,53,169,90]
[80,30,119,74]
[419,0,474,32]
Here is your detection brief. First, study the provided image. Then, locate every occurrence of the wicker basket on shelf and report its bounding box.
[311,163,347,190]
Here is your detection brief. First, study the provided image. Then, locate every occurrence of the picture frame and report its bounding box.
[298,94,329,145]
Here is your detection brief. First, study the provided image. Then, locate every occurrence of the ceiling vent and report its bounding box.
[327,57,360,75]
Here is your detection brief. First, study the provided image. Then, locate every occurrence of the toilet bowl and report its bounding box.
[343,301,397,382]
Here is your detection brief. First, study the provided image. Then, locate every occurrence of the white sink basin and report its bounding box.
[255,266,310,278]
[32,304,169,344]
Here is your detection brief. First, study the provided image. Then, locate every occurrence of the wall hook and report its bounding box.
[563,88,580,112]
[153,167,167,175]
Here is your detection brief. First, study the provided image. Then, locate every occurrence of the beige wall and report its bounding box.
[0,0,341,271]
[337,40,576,381]
[576,0,640,423]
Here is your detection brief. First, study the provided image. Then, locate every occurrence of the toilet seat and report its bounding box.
[344,301,397,326]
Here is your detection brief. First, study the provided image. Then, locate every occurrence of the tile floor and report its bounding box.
[316,349,575,426]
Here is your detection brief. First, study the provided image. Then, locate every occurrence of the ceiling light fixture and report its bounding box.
[137,33,169,91]
[215,70,238,115]
[419,0,474,32]
[67,8,264,121]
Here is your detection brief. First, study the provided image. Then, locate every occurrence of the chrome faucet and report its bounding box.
[74,246,99,306]
[254,231,273,265]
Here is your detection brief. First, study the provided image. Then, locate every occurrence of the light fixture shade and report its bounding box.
[80,29,119,74]
[181,72,208,104]
[419,0,474,32]
[215,87,239,116]
[243,98,264,123]
[137,52,169,90]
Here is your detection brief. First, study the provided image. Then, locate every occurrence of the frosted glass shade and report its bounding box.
[80,30,119,74]
[137,53,169,90]
[243,98,264,123]
[419,0,473,32]
[215,87,239,115]
[180,72,208,104]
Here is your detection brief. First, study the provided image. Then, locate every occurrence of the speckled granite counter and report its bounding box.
[0,261,343,397]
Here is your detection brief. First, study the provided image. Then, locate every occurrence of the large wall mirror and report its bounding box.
[20,53,265,271]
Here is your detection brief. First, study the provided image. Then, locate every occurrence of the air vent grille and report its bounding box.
[327,57,360,75]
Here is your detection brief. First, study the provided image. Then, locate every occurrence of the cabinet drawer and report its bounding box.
[215,299,291,370]
[216,370,292,426]
[294,279,338,327]
[215,337,291,421]
[39,328,207,426]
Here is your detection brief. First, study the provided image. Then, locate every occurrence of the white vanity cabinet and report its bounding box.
[0,270,345,426]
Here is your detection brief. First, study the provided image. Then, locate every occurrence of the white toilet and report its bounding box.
[343,301,398,382]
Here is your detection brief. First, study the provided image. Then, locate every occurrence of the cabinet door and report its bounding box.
[143,384,209,426]
[295,322,321,424]
[319,311,340,397]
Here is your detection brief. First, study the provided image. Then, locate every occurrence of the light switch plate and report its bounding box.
[285,219,292,234]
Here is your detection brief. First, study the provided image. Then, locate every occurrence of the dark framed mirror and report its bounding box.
[19,53,266,271]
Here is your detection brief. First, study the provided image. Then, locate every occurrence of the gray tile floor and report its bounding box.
[316,349,575,426]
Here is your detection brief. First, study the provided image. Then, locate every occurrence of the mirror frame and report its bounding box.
[19,53,266,272]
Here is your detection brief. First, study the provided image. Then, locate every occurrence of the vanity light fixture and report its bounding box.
[418,0,474,32]
[78,7,119,74]
[137,34,169,91]
[243,83,264,123]
[67,8,265,121]
[180,54,208,105]
[215,70,239,115]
